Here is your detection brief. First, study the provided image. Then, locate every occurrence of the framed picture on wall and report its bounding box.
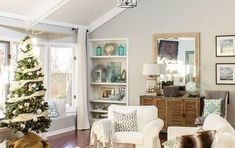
[158,40,179,60]
[216,63,235,85]
[216,35,235,57]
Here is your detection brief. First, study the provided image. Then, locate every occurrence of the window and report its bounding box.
[0,41,10,118]
[49,46,74,106]
[0,40,76,116]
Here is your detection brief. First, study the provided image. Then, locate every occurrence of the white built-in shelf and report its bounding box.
[90,82,127,86]
[90,109,108,113]
[88,38,129,125]
[90,99,127,104]
[89,38,128,42]
[90,56,127,59]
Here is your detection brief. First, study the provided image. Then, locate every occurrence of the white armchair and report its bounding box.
[108,105,164,148]
[167,114,235,148]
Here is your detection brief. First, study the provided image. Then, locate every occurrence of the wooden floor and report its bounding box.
[48,130,167,148]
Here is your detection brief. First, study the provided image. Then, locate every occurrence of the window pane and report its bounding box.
[50,47,73,106]
[0,41,10,118]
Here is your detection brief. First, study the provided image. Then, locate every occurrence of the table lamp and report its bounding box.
[143,63,160,95]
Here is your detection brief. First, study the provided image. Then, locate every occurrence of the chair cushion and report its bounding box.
[114,132,144,145]
[113,110,137,132]
[203,99,221,116]
[211,132,235,148]
[174,130,216,148]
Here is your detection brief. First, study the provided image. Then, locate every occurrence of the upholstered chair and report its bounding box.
[108,105,164,148]
[195,90,229,125]
[167,114,235,148]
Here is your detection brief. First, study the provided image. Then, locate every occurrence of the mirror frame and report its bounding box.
[152,32,200,87]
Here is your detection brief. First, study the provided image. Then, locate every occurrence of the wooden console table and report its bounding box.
[140,95,200,131]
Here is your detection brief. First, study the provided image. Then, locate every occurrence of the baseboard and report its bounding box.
[46,126,75,137]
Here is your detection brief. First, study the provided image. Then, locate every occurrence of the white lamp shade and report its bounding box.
[143,63,160,75]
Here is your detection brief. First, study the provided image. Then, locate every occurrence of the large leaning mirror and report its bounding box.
[152,32,200,89]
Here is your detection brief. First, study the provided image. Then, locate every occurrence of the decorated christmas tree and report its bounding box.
[0,36,51,134]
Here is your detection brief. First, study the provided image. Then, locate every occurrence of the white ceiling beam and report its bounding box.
[41,19,88,29]
[0,10,27,21]
[88,7,126,32]
[28,0,71,27]
[88,0,142,32]
[0,11,88,33]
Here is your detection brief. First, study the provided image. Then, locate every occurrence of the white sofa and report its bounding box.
[108,105,164,148]
[167,114,235,148]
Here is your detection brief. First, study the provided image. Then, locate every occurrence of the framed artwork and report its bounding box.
[100,87,115,99]
[216,63,235,85]
[216,35,235,57]
[158,40,179,60]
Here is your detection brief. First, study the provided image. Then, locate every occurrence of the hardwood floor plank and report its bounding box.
[48,130,167,148]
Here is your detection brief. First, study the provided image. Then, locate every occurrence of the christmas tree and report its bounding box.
[0,36,51,134]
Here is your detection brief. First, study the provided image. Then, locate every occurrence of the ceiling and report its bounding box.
[48,0,116,25]
[0,0,117,26]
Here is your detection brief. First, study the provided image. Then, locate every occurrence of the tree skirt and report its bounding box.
[8,132,51,148]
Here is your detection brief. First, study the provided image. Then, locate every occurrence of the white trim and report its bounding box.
[89,38,128,42]
[88,0,142,32]
[0,11,27,20]
[46,126,75,137]
[50,113,76,121]
[88,7,126,32]
[0,10,87,30]
[29,0,71,27]
[41,19,88,29]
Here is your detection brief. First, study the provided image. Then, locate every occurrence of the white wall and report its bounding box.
[89,0,235,127]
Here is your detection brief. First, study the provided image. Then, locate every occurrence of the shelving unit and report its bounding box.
[87,38,129,124]
[90,82,127,86]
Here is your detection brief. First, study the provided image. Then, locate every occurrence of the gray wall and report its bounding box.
[89,0,235,127]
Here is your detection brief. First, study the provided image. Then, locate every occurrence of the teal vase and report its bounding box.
[96,45,102,56]
[118,44,125,56]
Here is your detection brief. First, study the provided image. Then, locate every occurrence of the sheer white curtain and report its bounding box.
[76,28,90,129]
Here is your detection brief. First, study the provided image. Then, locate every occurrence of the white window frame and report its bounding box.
[0,36,77,115]
[48,42,77,110]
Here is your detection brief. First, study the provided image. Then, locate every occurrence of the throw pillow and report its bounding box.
[174,130,216,148]
[113,110,138,132]
[48,100,58,117]
[203,99,221,116]
[52,99,66,116]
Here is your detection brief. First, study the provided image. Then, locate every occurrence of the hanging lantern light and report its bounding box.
[118,0,137,8]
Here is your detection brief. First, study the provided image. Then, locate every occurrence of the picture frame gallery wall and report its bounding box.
[216,35,235,85]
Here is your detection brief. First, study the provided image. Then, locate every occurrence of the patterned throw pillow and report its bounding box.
[203,99,221,116]
[174,130,216,148]
[113,110,138,132]
[48,100,58,117]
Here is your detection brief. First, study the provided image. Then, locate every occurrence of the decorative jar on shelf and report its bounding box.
[118,44,125,56]
[95,45,102,56]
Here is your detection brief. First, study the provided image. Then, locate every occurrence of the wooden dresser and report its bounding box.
[140,95,200,131]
